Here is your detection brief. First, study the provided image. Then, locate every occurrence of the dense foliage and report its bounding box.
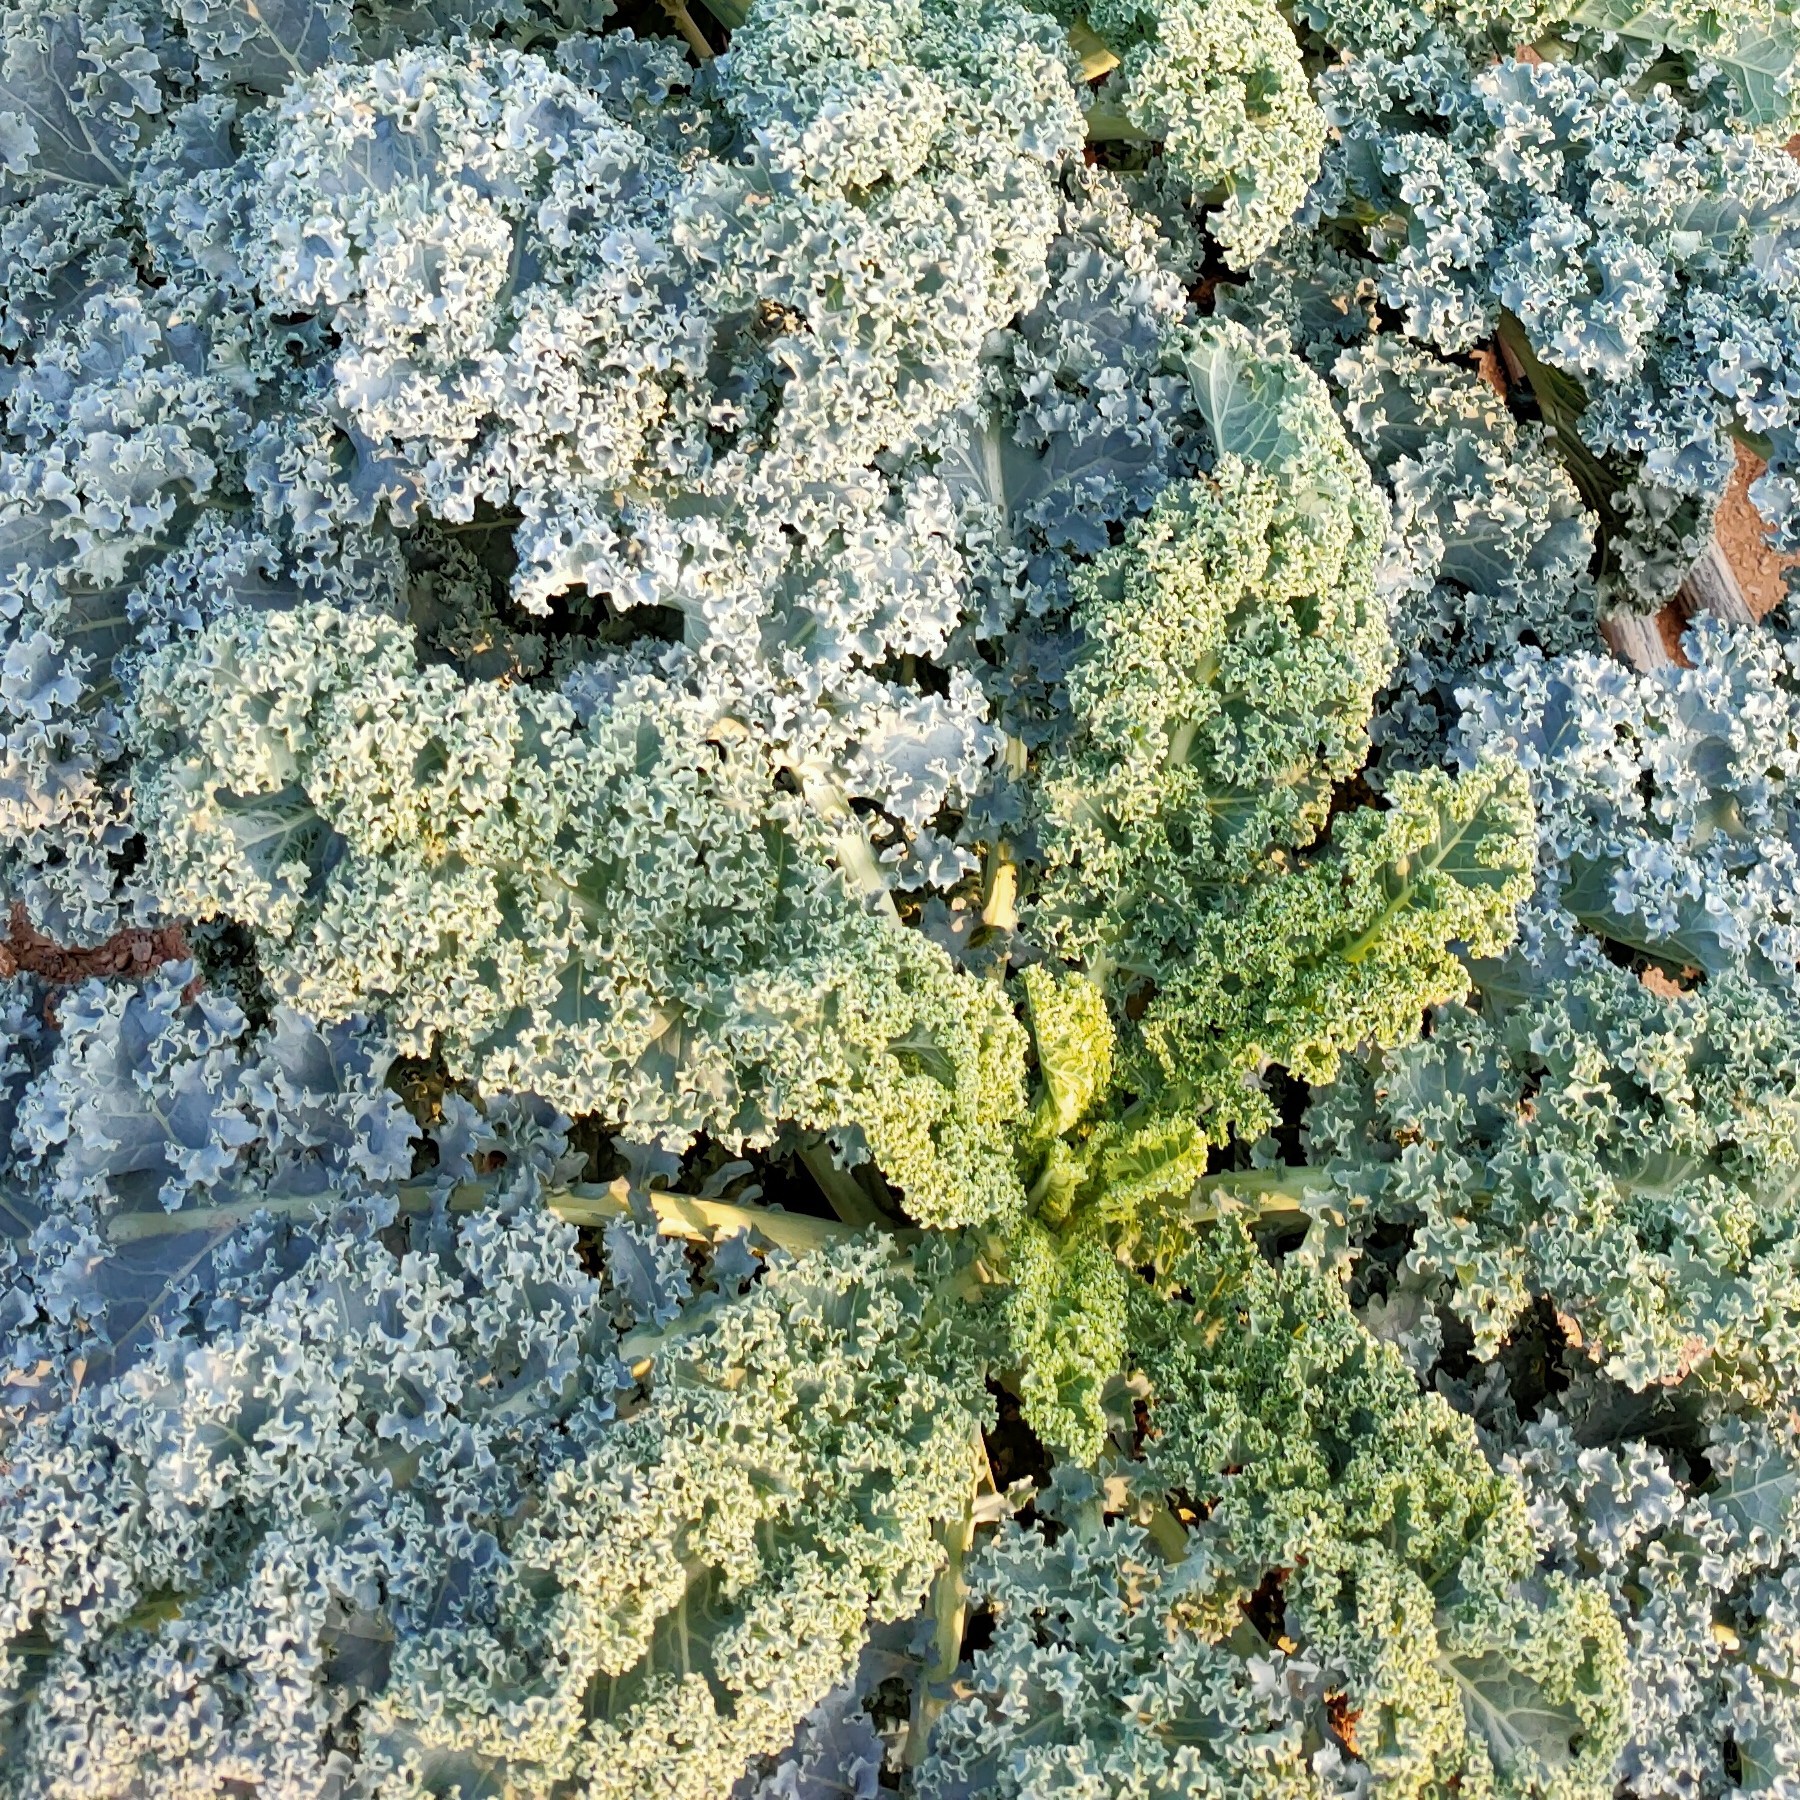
[2,0,1800,1791]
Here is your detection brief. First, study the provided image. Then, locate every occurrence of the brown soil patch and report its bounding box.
[0,905,190,986]
[1325,1692,1364,1759]
[1655,605,1692,665]
[1647,442,1796,661]
[1713,442,1797,620]
[1471,342,1508,399]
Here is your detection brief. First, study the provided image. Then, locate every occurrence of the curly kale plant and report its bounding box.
[1026,322,1535,1145]
[0,961,993,1800]
[1211,621,1800,1399]
[921,1225,1629,1800]
[0,0,1797,1794]
[0,0,1083,942]
[0,959,417,1420]
[1456,618,1800,983]
[0,1202,991,1797]
[1310,41,1800,601]
[1332,340,1600,774]
[128,602,1027,1226]
[1310,954,1800,1396]
[1513,1407,1800,1800]
[1058,0,1325,266]
[1300,0,1800,131]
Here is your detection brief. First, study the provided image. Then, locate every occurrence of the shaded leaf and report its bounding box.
[1446,1650,1584,1775]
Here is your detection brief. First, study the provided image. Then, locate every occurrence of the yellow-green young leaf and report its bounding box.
[1032,328,1393,979]
[1131,756,1536,1140]
[1064,14,1121,76]
[1001,1219,1129,1462]
[1019,964,1115,1144]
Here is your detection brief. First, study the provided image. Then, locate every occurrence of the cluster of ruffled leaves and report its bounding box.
[0,959,419,1423]
[1252,607,1800,1799]
[999,741,1535,1456]
[1041,0,1325,267]
[1198,0,1800,763]
[0,0,1547,1261]
[1220,253,1605,774]
[883,319,1541,1462]
[0,964,992,1798]
[128,601,1029,1227]
[1019,322,1536,1173]
[8,2,1800,1798]
[1263,621,1800,1399]
[1299,0,1800,132]
[1311,949,1800,1396]
[0,0,1399,961]
[106,293,1548,1252]
[0,939,1694,1800]
[1300,38,1800,604]
[918,1222,1629,1800]
[0,1218,991,1800]
[730,1209,1648,1800]
[1511,1404,1800,1800]
[1457,618,1800,984]
[1331,340,1599,776]
[7,0,1791,1238]
[941,163,1202,624]
[0,0,1088,944]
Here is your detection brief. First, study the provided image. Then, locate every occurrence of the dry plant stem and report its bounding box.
[1605,533,1756,675]
[1601,607,1676,671]
[1677,538,1756,627]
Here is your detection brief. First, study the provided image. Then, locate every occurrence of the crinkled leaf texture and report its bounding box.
[0,0,1088,939]
[0,6,1793,1800]
[1311,40,1800,600]
[0,958,416,1418]
[1311,947,1800,1395]
[1067,0,1325,266]
[1514,1409,1800,1800]
[1456,619,1800,986]
[1029,324,1535,1119]
[1285,618,1800,1392]
[130,603,1027,1227]
[918,1224,1629,1800]
[0,1217,988,1799]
